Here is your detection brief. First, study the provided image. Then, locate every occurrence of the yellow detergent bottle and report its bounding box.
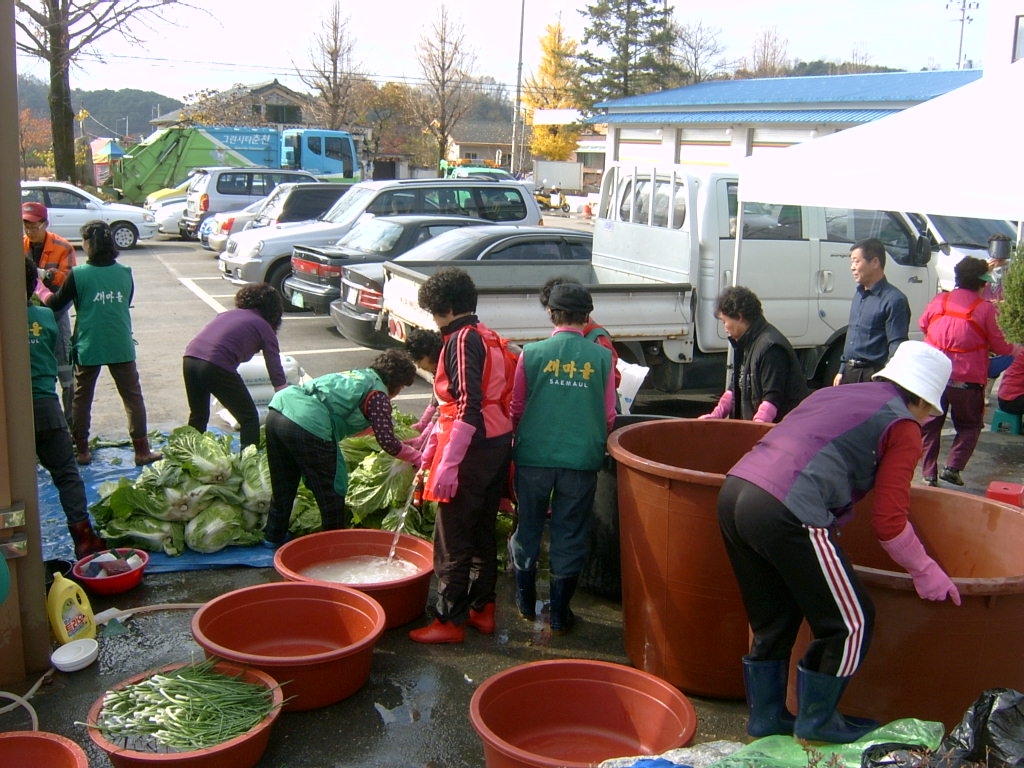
[47,572,96,643]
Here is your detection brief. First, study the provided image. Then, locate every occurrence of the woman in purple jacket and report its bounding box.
[183,283,286,448]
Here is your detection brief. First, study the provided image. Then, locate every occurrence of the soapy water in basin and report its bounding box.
[301,555,419,584]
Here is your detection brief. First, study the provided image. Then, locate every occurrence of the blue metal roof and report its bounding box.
[595,69,981,110]
[593,109,901,125]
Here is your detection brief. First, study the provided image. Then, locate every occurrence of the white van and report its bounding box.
[592,163,937,390]
[906,213,1017,291]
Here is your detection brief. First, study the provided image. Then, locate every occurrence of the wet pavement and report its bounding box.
[5,238,1024,765]
[5,406,1023,766]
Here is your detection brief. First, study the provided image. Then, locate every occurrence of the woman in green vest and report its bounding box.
[261,349,424,547]
[46,220,162,466]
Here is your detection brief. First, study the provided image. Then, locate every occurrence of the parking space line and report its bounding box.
[179,278,227,312]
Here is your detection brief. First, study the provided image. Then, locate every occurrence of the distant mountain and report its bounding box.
[17,74,182,142]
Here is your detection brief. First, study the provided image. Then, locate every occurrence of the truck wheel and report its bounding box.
[109,222,139,249]
[560,203,571,213]
[268,261,306,313]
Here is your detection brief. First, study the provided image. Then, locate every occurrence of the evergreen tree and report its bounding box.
[576,0,685,109]
[524,23,582,161]
[998,244,1024,343]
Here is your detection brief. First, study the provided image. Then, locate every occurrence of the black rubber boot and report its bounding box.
[742,656,795,737]
[795,665,879,743]
[514,568,536,619]
[549,575,578,634]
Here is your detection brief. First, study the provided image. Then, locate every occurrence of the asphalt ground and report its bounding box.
[5,227,1023,766]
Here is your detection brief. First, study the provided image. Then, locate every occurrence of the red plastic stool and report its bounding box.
[986,481,1024,506]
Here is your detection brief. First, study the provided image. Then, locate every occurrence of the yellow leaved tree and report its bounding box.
[523,22,582,161]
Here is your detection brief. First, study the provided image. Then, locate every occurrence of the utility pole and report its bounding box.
[510,0,525,176]
[946,0,979,69]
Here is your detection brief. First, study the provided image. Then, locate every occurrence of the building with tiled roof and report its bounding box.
[589,69,981,166]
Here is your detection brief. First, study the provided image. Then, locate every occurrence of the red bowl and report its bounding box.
[72,548,149,595]
[0,731,88,768]
[470,659,697,768]
[87,661,284,768]
[192,581,385,711]
[274,529,434,628]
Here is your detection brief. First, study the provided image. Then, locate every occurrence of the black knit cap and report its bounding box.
[547,282,594,312]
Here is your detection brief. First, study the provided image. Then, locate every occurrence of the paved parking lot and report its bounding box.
[86,238,436,441]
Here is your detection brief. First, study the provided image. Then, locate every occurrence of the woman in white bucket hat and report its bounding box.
[716,340,960,744]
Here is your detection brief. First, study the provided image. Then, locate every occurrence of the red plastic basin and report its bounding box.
[274,529,433,629]
[470,659,697,768]
[191,581,385,711]
[86,661,283,768]
[0,731,88,768]
[72,548,149,595]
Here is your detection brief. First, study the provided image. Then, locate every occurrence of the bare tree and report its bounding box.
[673,20,731,84]
[746,26,789,78]
[411,4,476,172]
[16,0,198,183]
[295,0,363,130]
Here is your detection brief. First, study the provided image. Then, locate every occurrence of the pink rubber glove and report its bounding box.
[420,422,439,465]
[698,390,734,420]
[395,444,423,469]
[879,522,961,605]
[752,400,778,423]
[429,421,476,502]
[34,278,53,303]
[411,403,437,434]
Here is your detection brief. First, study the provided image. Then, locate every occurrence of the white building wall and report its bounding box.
[985,0,1024,69]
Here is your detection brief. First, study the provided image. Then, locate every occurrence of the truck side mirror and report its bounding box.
[914,235,933,267]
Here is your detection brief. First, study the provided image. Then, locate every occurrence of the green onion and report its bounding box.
[83,658,282,753]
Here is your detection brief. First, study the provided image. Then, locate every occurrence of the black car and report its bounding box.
[282,215,492,314]
[330,225,593,349]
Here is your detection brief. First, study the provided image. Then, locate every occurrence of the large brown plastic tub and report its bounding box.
[789,485,1024,728]
[607,419,772,699]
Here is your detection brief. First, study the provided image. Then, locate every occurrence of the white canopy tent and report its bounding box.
[737,61,1024,221]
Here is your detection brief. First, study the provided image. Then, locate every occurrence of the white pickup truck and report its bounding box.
[382,163,940,393]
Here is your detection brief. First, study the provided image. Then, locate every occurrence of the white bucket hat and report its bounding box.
[872,340,951,415]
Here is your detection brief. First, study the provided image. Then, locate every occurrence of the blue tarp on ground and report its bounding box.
[38,433,274,572]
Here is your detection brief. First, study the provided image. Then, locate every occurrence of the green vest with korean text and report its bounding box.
[71,262,135,365]
[514,330,611,471]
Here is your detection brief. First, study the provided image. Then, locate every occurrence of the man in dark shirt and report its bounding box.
[833,237,911,385]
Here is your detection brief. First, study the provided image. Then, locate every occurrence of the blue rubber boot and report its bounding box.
[514,568,537,620]
[549,576,578,634]
[795,665,879,743]
[742,656,795,737]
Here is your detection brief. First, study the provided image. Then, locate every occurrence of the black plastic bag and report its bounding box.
[861,742,931,767]
[934,688,1024,767]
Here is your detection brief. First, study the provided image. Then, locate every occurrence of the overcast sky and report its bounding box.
[16,0,989,101]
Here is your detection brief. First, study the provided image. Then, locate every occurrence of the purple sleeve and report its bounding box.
[510,353,528,430]
[261,327,286,387]
[364,390,402,455]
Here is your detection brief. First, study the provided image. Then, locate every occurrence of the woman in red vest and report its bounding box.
[919,256,1018,486]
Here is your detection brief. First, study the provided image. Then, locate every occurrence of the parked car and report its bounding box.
[143,177,194,210]
[152,198,187,236]
[198,215,218,250]
[330,225,593,349]
[220,177,543,302]
[179,166,318,240]
[248,182,351,231]
[282,215,493,315]
[21,181,158,249]
[206,200,268,253]
[208,183,349,254]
